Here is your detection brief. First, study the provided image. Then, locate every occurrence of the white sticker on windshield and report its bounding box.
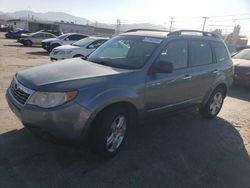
[143,37,162,44]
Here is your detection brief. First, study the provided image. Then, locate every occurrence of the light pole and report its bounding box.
[169,17,174,31]
[202,17,209,31]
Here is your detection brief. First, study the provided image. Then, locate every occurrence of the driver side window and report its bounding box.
[157,40,188,70]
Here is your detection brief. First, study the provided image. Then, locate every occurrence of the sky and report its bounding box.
[1,0,250,33]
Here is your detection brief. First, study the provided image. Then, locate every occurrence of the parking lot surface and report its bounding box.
[0,33,249,188]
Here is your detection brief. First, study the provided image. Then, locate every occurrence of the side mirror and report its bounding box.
[87,44,95,49]
[65,38,69,41]
[153,61,174,73]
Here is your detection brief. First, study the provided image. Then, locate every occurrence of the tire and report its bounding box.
[199,88,226,118]
[89,106,130,158]
[48,43,60,53]
[24,40,32,47]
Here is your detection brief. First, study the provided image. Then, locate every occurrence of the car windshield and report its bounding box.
[72,38,96,47]
[88,36,160,69]
[57,34,69,39]
[233,49,250,61]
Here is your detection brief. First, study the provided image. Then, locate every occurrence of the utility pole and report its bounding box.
[169,17,174,31]
[116,18,121,34]
[202,17,209,31]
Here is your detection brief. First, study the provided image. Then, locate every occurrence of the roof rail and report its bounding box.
[167,30,220,38]
[125,29,169,33]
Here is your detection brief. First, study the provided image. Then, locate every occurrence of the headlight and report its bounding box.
[27,91,77,108]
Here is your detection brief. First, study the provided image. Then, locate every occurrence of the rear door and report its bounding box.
[32,33,43,44]
[184,39,218,100]
[65,34,87,45]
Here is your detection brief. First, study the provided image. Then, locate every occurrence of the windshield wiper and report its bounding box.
[90,60,110,66]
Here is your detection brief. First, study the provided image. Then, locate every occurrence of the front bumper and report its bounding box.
[50,53,69,61]
[6,88,92,140]
[17,38,25,43]
[42,42,50,50]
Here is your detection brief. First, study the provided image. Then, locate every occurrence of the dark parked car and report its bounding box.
[232,49,250,87]
[6,30,234,158]
[41,33,88,52]
[5,30,30,39]
[0,26,11,32]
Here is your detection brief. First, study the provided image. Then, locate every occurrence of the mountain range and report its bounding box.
[0,10,166,31]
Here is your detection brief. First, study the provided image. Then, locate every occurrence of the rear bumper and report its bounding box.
[6,88,92,140]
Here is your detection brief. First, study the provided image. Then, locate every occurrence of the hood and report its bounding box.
[42,38,58,43]
[54,44,80,50]
[233,59,250,68]
[16,58,133,92]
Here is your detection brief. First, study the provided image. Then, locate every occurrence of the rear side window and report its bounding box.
[88,39,107,49]
[211,42,229,62]
[68,34,85,40]
[157,40,188,69]
[190,40,212,66]
[46,34,54,38]
[33,33,43,38]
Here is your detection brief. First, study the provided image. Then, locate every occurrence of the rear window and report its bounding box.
[211,42,229,62]
[190,40,213,66]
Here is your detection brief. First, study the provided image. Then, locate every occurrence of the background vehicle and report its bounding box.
[5,30,29,39]
[50,37,108,61]
[36,29,62,36]
[6,30,233,158]
[41,33,88,52]
[18,32,56,47]
[232,49,250,87]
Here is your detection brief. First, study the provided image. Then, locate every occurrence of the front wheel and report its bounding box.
[48,44,60,53]
[199,88,225,118]
[24,40,32,47]
[89,106,129,158]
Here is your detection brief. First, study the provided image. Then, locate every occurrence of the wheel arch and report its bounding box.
[85,100,139,141]
[201,82,228,108]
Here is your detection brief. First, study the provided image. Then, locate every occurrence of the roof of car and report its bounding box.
[120,29,221,40]
[121,30,169,39]
[31,32,56,36]
[89,36,109,40]
[66,33,88,36]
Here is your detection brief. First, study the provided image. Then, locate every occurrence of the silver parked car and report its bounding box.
[6,30,234,158]
[18,32,56,47]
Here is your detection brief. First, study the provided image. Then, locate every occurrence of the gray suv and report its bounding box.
[6,30,234,158]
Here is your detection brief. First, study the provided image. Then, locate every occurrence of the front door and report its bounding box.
[145,39,193,113]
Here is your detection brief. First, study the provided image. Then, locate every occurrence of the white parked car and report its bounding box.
[50,37,108,61]
[42,33,88,52]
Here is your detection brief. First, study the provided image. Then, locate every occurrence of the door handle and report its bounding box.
[183,75,193,80]
[213,69,219,74]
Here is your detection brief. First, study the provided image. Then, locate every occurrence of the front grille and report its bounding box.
[10,78,33,105]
